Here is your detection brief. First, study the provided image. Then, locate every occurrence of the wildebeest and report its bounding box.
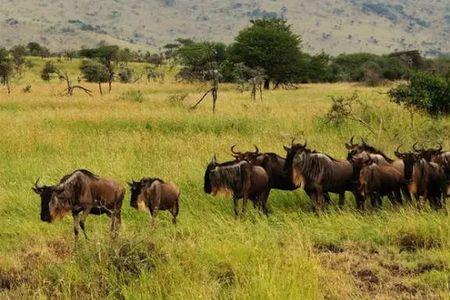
[395,147,446,209]
[346,137,411,202]
[128,177,180,225]
[284,143,364,212]
[349,152,403,208]
[204,156,270,216]
[33,169,124,240]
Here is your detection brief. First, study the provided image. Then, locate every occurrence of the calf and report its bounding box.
[129,178,180,225]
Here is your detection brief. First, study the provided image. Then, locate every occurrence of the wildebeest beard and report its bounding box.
[293,152,340,189]
[209,162,252,198]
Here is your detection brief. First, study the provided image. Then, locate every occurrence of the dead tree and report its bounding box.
[59,72,92,97]
[190,69,222,113]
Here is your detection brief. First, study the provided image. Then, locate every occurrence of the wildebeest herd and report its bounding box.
[33,138,449,240]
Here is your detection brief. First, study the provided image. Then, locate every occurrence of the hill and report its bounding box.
[0,0,449,56]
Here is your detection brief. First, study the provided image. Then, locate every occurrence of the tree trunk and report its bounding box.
[99,82,103,95]
[263,79,270,90]
[6,78,10,94]
[108,79,112,93]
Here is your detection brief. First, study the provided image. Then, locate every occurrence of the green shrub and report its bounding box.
[389,72,450,116]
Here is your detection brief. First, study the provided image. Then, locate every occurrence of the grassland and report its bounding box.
[0,59,449,299]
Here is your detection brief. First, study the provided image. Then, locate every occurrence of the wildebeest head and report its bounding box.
[394,145,419,181]
[128,178,162,211]
[128,180,142,209]
[204,155,218,194]
[32,178,55,223]
[346,137,393,163]
[283,138,308,171]
[230,144,261,163]
[413,143,443,162]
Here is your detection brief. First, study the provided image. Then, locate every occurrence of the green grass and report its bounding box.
[0,61,449,299]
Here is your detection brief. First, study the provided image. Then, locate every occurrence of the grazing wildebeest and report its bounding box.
[284,143,363,212]
[395,147,446,210]
[128,178,180,225]
[350,152,403,208]
[33,169,124,240]
[346,137,411,202]
[204,156,270,217]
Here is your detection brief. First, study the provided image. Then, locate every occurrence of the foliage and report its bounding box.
[80,60,109,83]
[325,92,362,124]
[117,66,134,83]
[0,48,14,92]
[389,72,450,116]
[176,41,227,82]
[26,42,50,57]
[40,61,58,81]
[228,19,302,87]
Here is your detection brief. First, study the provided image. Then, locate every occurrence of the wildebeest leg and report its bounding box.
[242,197,248,217]
[353,192,365,210]
[111,209,121,238]
[402,185,412,202]
[72,212,81,242]
[171,201,179,224]
[338,193,345,208]
[233,197,239,219]
[394,189,403,206]
[79,220,89,240]
[260,189,271,216]
[324,193,331,207]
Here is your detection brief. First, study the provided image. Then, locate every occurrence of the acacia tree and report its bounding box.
[79,45,119,92]
[10,45,27,75]
[0,48,14,93]
[176,41,225,112]
[80,60,109,94]
[228,19,303,89]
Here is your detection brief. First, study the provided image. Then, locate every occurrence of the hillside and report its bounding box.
[0,0,449,56]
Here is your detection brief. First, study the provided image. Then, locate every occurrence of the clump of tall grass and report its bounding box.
[118,89,145,103]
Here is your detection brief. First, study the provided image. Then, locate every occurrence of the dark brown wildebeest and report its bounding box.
[231,144,297,191]
[350,152,403,208]
[284,143,364,212]
[232,143,338,210]
[395,147,446,210]
[204,156,270,217]
[33,169,124,240]
[346,137,411,202]
[128,177,180,225]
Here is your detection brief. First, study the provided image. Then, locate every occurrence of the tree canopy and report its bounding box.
[228,19,302,88]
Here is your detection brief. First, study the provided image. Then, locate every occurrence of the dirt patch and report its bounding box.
[314,242,344,253]
[316,242,439,298]
[397,231,442,252]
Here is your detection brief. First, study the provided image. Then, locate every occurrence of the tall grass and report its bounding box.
[0,60,449,298]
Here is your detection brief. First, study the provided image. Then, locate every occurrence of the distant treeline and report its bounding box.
[1,19,450,89]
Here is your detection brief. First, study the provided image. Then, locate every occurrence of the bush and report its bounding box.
[117,67,134,83]
[389,72,450,116]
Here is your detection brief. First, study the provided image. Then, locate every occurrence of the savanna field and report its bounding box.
[1,59,450,299]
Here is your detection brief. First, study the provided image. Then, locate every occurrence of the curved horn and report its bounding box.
[230,144,239,155]
[254,145,260,154]
[412,142,420,152]
[291,138,296,146]
[350,135,355,146]
[361,137,368,145]
[436,143,443,152]
[34,178,41,188]
[394,144,403,157]
[301,140,307,148]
